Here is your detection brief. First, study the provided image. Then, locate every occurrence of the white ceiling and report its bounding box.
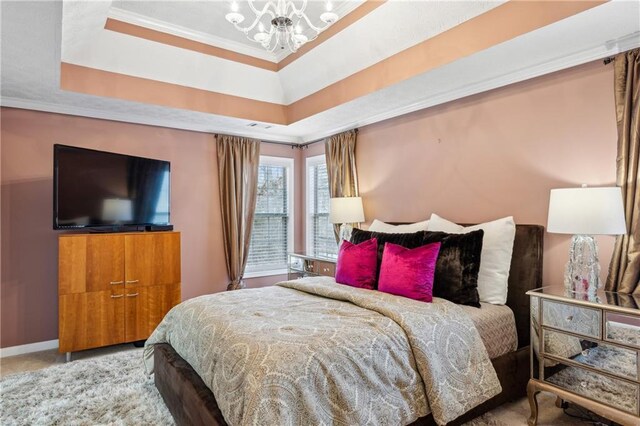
[2,0,640,144]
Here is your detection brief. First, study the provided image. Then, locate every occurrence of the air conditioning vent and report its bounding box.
[246,123,274,130]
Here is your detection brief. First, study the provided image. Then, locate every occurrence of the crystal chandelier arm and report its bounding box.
[264,31,281,53]
[234,11,275,34]
[247,0,276,17]
[288,0,308,16]
[286,33,299,53]
[233,1,277,33]
[298,12,329,33]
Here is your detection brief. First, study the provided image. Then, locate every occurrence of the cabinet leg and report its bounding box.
[65,352,71,363]
[527,380,540,426]
[555,396,565,409]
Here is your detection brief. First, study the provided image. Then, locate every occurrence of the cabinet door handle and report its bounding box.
[126,293,139,297]
[110,281,124,285]
[111,294,124,299]
[126,280,139,284]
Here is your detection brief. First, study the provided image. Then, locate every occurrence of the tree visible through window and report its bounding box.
[246,157,293,274]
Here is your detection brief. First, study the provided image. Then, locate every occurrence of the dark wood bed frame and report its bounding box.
[154,224,544,426]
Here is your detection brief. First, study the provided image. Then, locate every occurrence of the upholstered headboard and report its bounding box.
[503,224,544,348]
[389,223,544,349]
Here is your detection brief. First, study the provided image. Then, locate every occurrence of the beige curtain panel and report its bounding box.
[216,134,260,291]
[325,129,359,242]
[606,48,640,293]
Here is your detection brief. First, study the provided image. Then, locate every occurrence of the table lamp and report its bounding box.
[547,185,627,294]
[329,197,365,244]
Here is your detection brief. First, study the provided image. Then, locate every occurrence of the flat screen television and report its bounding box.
[53,144,171,230]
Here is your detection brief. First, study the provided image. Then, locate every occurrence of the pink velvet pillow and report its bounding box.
[335,238,378,290]
[378,242,442,302]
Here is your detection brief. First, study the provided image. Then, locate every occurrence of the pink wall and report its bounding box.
[0,109,297,347]
[356,61,618,285]
[0,59,620,349]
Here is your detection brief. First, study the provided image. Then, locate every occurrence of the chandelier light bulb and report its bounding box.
[293,33,308,45]
[295,25,302,34]
[326,1,333,12]
[253,32,269,43]
[320,11,338,24]
[225,1,244,25]
[258,22,265,32]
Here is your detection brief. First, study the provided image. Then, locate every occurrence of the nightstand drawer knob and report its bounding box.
[566,315,574,322]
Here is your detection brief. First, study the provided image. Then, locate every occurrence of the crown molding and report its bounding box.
[298,32,640,142]
[107,7,279,64]
[0,97,302,144]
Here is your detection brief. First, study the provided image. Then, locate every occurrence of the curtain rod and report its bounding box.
[214,134,299,148]
[295,128,359,150]
[215,128,358,150]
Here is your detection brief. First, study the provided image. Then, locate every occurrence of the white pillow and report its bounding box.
[427,214,516,305]
[368,219,430,233]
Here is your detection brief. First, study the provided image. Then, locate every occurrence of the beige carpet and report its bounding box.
[0,345,588,425]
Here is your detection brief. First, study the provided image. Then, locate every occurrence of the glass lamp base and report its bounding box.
[564,234,600,295]
[338,223,354,246]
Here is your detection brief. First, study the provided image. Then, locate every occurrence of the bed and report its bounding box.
[147,224,543,426]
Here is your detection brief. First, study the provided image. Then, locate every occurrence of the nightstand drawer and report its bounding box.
[605,312,640,349]
[545,362,639,415]
[314,261,335,277]
[542,299,601,339]
[543,329,638,381]
[302,260,335,276]
[288,253,336,279]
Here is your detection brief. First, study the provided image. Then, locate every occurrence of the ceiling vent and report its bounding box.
[247,123,274,130]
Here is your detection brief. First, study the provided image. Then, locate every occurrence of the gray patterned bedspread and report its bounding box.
[144,277,501,426]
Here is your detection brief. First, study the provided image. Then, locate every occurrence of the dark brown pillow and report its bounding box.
[350,228,483,307]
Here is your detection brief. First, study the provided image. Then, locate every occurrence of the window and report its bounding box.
[245,156,294,276]
[306,155,337,257]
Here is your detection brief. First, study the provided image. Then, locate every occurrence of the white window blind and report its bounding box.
[306,155,338,257]
[246,157,293,275]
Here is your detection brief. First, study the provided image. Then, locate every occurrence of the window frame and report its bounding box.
[305,154,337,257]
[244,155,295,278]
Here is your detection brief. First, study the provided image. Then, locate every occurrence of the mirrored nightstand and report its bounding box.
[288,253,337,280]
[527,285,640,426]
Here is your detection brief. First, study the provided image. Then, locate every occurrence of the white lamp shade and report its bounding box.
[547,187,626,235]
[102,198,133,222]
[329,197,365,224]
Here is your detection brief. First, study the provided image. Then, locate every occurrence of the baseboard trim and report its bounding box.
[0,339,59,358]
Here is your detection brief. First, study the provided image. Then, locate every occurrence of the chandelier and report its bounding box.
[225,0,339,53]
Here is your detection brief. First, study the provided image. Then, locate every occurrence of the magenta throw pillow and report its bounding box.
[335,238,378,290]
[378,242,442,302]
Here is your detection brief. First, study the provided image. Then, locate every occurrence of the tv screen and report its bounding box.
[53,145,170,230]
